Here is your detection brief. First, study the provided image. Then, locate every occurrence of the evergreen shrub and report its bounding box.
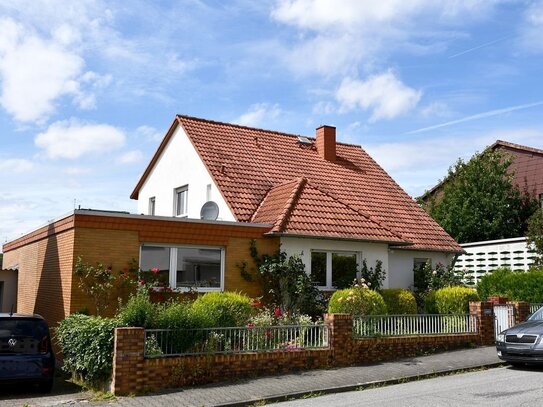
[327,288,387,316]
[380,288,417,314]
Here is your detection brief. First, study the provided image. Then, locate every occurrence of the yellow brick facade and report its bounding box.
[2,211,280,326]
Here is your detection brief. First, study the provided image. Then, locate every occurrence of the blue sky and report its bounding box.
[1,0,543,243]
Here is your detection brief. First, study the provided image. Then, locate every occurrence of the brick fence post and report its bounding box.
[469,301,494,346]
[112,327,145,396]
[324,313,353,366]
[508,301,531,324]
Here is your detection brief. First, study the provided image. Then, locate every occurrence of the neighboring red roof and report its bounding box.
[132,115,463,252]
[420,139,543,201]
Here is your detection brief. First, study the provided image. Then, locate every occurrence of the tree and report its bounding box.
[423,150,538,243]
[527,208,543,266]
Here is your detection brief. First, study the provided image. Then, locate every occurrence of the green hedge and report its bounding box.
[328,288,387,316]
[477,268,543,303]
[380,288,417,314]
[56,314,119,384]
[426,286,479,314]
[191,291,253,327]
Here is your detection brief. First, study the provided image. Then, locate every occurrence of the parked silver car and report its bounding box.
[496,306,543,366]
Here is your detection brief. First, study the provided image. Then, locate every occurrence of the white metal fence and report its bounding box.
[144,324,330,357]
[530,303,543,314]
[353,314,478,338]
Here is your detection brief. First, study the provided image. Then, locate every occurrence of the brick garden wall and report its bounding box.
[111,307,497,396]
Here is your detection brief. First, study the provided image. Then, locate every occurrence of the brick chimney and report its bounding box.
[316,125,336,162]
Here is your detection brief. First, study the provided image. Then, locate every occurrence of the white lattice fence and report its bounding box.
[454,237,537,286]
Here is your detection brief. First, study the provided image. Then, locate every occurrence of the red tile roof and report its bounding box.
[132,115,463,252]
[252,177,407,243]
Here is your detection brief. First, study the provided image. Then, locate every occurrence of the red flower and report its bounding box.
[247,323,254,329]
[151,267,160,274]
[274,308,282,317]
[139,279,146,285]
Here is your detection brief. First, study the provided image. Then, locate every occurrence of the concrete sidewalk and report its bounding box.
[1,346,503,407]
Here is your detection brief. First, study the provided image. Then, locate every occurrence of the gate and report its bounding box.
[493,304,515,339]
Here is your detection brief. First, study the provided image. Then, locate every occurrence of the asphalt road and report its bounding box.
[276,365,543,407]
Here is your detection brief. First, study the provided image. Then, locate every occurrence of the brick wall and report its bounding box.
[112,327,331,395]
[3,227,75,328]
[111,307,494,395]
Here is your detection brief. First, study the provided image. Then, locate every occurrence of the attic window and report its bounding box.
[297,136,312,145]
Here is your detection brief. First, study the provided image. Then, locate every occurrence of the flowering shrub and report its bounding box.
[327,287,387,316]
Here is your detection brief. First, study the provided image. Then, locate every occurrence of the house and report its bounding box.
[130,115,462,290]
[2,114,462,327]
[419,140,543,206]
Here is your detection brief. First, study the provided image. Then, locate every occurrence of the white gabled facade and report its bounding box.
[136,125,235,221]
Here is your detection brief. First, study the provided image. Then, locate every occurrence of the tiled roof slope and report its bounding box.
[170,115,462,253]
[251,178,407,243]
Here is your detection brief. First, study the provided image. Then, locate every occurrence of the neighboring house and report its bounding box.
[131,115,462,290]
[420,140,543,206]
[455,237,536,286]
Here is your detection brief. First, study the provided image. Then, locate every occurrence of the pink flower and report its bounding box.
[139,279,146,286]
[151,267,160,274]
[274,308,282,317]
[247,323,254,329]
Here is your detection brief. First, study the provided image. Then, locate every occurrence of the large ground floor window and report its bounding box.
[140,244,224,290]
[310,250,360,290]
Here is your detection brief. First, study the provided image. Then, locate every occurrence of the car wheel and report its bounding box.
[37,380,54,393]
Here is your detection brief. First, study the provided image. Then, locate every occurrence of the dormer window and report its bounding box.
[174,185,188,217]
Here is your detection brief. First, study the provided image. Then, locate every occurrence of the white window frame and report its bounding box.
[310,250,361,290]
[140,243,225,292]
[174,185,188,217]
[148,197,156,216]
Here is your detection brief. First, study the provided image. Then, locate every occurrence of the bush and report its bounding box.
[430,286,479,314]
[380,289,417,314]
[327,288,387,316]
[477,267,543,303]
[117,291,160,328]
[56,314,119,384]
[425,290,438,314]
[191,291,253,327]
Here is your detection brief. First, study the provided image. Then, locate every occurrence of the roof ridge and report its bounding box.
[176,114,363,148]
[305,181,406,241]
[275,177,307,233]
[492,139,543,156]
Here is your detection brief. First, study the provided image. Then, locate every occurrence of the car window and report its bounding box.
[528,307,543,321]
[0,318,49,354]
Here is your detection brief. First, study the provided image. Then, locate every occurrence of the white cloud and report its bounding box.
[0,18,85,122]
[270,0,497,77]
[35,119,125,159]
[135,125,163,142]
[235,103,282,127]
[119,150,143,164]
[0,158,34,173]
[336,71,421,122]
[420,101,453,118]
[520,0,543,53]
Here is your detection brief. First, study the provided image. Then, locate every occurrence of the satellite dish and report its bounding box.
[200,201,219,220]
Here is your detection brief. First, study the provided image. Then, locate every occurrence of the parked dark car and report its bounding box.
[0,313,55,392]
[496,306,543,366]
